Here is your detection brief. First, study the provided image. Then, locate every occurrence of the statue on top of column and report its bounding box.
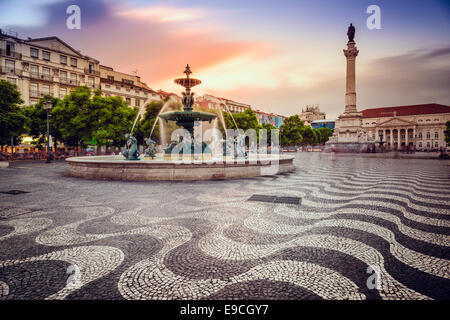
[347,23,355,42]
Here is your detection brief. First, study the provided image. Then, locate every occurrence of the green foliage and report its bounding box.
[135,101,165,145]
[279,115,304,146]
[0,80,26,146]
[91,95,138,147]
[51,86,92,147]
[259,122,277,145]
[51,86,138,148]
[316,127,333,145]
[23,95,61,148]
[223,108,260,132]
[300,126,317,146]
[445,121,450,144]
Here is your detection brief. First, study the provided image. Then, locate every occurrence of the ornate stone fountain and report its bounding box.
[65,64,294,181]
[159,65,216,158]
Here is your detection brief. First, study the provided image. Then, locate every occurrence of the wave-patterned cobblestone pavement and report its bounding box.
[0,154,449,300]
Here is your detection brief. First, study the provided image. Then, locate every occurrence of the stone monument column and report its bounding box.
[343,41,359,114]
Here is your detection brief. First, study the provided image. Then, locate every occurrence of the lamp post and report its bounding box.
[43,99,53,163]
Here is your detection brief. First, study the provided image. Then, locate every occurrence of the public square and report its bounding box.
[0,153,449,300]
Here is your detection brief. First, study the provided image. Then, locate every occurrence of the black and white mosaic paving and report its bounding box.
[0,153,449,300]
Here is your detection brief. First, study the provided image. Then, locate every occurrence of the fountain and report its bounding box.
[65,64,295,181]
[159,65,217,159]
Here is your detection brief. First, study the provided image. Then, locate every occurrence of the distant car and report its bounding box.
[282,146,298,152]
[86,147,95,156]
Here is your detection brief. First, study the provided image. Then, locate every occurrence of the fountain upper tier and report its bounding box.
[158,64,216,136]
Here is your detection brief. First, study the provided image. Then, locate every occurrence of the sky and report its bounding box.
[0,0,449,118]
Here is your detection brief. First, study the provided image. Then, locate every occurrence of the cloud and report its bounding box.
[116,5,209,23]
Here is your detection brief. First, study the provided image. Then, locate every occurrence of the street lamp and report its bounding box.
[43,99,53,163]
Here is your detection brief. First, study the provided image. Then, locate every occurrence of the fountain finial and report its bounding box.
[184,64,192,78]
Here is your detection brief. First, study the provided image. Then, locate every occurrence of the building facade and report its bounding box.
[0,30,101,105]
[100,65,160,116]
[196,94,251,114]
[311,119,336,130]
[254,110,285,128]
[298,105,326,125]
[360,104,450,150]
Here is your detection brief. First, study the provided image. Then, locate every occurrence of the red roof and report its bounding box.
[361,104,450,118]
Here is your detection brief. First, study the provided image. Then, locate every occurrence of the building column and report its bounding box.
[343,41,359,114]
[397,129,401,150]
[405,128,409,147]
[390,129,393,149]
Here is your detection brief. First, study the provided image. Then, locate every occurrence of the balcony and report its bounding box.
[84,68,100,76]
[60,77,80,86]
[0,66,22,76]
[87,83,100,89]
[0,48,22,59]
[29,72,53,82]
[29,90,53,98]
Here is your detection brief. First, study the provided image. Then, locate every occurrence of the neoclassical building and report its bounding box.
[360,104,450,150]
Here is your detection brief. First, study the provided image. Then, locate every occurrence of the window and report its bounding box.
[60,55,67,65]
[6,77,16,84]
[88,77,94,87]
[30,83,38,96]
[122,79,133,85]
[426,132,430,139]
[435,132,439,139]
[419,142,422,148]
[30,64,39,77]
[70,73,77,84]
[116,86,121,90]
[418,132,422,139]
[70,58,77,67]
[42,67,50,80]
[6,42,15,56]
[105,84,111,88]
[126,98,131,105]
[88,63,94,73]
[30,48,39,58]
[427,142,430,148]
[5,60,15,73]
[43,51,50,61]
[435,142,439,148]
[42,84,50,95]
[135,99,140,107]
[60,70,67,82]
[59,88,67,99]
[107,75,114,81]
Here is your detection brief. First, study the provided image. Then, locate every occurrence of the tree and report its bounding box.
[23,95,62,150]
[223,108,260,132]
[445,121,450,144]
[259,122,277,145]
[316,127,333,145]
[91,95,138,148]
[51,86,93,149]
[135,101,165,145]
[279,115,304,146]
[0,80,26,149]
[301,126,318,146]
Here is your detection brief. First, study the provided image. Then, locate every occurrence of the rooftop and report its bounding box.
[361,104,450,118]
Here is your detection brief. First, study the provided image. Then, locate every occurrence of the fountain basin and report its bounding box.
[65,155,295,181]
